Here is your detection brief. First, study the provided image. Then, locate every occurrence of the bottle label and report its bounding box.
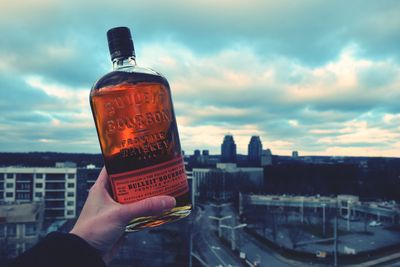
[92,83,175,161]
[109,155,189,204]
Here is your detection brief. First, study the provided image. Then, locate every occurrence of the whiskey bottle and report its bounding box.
[90,27,191,231]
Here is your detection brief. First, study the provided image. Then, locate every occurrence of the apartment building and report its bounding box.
[0,167,76,220]
[0,202,44,257]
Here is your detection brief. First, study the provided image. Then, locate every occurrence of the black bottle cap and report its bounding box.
[107,27,135,60]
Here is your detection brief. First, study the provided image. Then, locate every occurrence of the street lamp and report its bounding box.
[220,223,247,250]
[321,203,326,236]
[347,200,352,231]
[208,215,232,237]
[300,196,304,224]
[210,203,232,217]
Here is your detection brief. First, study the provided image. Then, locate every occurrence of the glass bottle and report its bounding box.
[90,27,191,231]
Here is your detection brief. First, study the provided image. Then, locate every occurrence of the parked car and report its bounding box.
[369,220,382,227]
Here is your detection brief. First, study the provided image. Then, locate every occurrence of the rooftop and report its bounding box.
[0,202,44,223]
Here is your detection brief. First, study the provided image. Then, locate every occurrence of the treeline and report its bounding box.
[264,160,400,200]
[0,152,103,167]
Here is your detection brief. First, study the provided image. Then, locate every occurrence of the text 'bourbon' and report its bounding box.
[90,27,191,231]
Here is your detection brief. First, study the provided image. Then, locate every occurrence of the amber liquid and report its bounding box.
[90,70,191,231]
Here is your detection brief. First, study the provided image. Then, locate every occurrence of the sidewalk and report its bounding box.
[347,251,400,267]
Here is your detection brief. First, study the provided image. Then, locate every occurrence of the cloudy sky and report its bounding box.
[1,0,400,156]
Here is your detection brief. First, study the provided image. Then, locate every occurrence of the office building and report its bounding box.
[248,136,263,164]
[194,150,201,157]
[0,167,77,220]
[261,149,273,166]
[193,163,263,201]
[221,135,237,163]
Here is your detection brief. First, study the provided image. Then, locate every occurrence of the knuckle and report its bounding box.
[143,198,157,212]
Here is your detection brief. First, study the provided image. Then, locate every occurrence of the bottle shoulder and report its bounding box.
[91,66,169,92]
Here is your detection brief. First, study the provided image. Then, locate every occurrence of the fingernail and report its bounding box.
[170,197,176,207]
[162,197,176,210]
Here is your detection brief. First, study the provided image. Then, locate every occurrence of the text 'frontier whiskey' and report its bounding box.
[90,27,191,231]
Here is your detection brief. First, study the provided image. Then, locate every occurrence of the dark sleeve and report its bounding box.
[7,232,106,267]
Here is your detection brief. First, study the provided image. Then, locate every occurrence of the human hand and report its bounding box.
[70,167,176,264]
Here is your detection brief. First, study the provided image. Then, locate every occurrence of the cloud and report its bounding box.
[147,43,400,155]
[0,0,399,156]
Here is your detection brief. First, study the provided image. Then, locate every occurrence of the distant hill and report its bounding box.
[0,152,103,167]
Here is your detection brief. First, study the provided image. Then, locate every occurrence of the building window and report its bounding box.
[35,192,43,198]
[6,192,13,198]
[16,193,31,200]
[46,174,65,181]
[67,174,75,179]
[25,242,35,250]
[0,224,5,238]
[67,183,74,188]
[35,183,43,188]
[67,192,74,197]
[35,174,43,179]
[6,173,14,179]
[7,224,17,237]
[16,244,24,255]
[45,192,64,199]
[67,210,74,215]
[17,183,30,190]
[6,183,14,188]
[16,173,33,181]
[67,201,74,206]
[25,223,36,236]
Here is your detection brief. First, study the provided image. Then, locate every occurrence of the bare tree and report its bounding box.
[264,209,283,242]
[286,224,305,249]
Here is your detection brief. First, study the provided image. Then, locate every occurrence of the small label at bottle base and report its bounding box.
[109,156,189,203]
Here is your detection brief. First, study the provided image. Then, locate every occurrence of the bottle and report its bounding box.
[90,27,191,231]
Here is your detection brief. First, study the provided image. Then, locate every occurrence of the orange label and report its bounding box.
[110,156,189,203]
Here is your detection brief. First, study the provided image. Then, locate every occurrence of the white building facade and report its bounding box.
[192,163,264,201]
[0,167,77,220]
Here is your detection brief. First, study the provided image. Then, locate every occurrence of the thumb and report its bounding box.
[118,196,176,224]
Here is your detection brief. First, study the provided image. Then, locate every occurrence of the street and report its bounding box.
[194,205,244,267]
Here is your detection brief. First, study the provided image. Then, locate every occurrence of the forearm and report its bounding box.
[7,232,106,267]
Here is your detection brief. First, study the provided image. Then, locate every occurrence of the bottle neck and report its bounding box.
[112,56,137,71]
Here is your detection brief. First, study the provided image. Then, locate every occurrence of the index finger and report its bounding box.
[95,166,111,191]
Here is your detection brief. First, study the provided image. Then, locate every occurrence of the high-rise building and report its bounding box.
[248,136,263,164]
[0,167,77,220]
[292,151,299,158]
[194,150,201,157]
[221,135,237,163]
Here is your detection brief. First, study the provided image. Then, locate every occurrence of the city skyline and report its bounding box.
[1,1,400,157]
